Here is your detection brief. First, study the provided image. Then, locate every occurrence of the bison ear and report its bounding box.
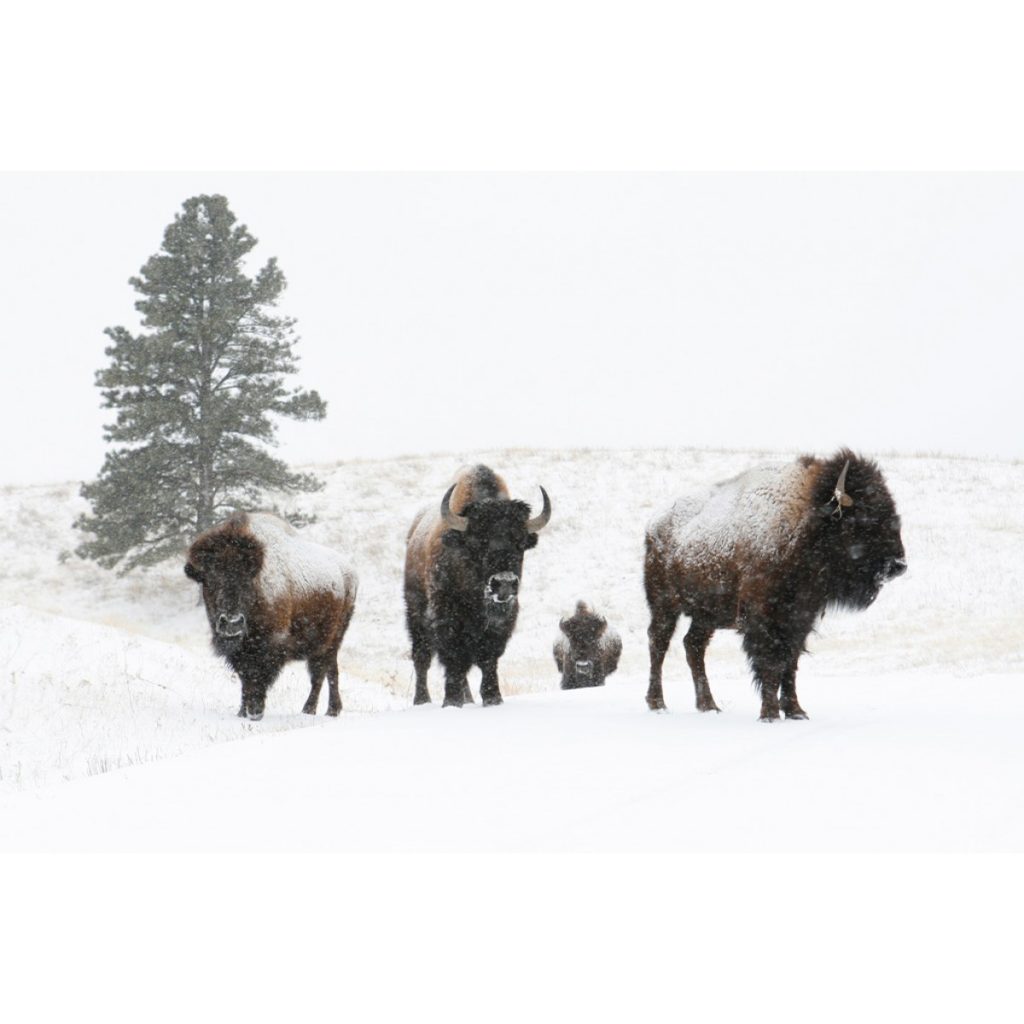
[441,529,465,549]
[524,533,539,550]
[184,562,204,583]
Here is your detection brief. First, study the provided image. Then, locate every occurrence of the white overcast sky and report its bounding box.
[2,172,1021,485]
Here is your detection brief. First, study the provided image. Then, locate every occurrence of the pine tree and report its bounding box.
[75,194,326,571]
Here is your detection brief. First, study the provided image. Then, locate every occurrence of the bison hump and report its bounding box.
[247,515,356,603]
[656,460,816,563]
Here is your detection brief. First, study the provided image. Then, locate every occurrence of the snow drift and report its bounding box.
[0,447,1021,850]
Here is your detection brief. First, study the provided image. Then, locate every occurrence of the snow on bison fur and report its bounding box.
[185,512,358,720]
[644,450,906,721]
[404,465,551,707]
[554,601,622,690]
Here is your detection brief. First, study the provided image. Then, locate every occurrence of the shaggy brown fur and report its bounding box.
[644,450,906,720]
[185,512,357,720]
[404,465,550,707]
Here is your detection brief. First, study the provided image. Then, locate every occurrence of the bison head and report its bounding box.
[816,453,907,610]
[184,531,264,655]
[559,603,608,682]
[440,484,551,623]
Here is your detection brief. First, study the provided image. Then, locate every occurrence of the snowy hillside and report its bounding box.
[1,446,1022,849]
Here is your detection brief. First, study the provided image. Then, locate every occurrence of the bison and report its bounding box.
[185,511,358,720]
[404,465,551,707]
[644,450,906,721]
[554,601,622,689]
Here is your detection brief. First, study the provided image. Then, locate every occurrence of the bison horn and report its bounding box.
[833,460,855,514]
[440,484,469,532]
[526,487,552,534]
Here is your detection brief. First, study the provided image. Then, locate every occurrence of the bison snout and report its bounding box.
[885,557,907,580]
[486,572,519,604]
[216,613,247,638]
[574,659,594,680]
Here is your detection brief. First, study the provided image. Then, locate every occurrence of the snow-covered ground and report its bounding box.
[1,447,1022,850]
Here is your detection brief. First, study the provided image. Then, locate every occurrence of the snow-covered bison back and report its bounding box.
[644,450,906,720]
[185,512,357,720]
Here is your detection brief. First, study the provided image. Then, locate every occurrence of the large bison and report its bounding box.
[404,465,551,707]
[644,450,906,720]
[554,601,622,689]
[185,512,358,720]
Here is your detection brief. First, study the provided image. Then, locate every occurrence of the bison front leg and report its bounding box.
[743,627,801,722]
[233,653,283,722]
[480,659,503,706]
[440,656,472,708]
[646,605,680,711]
[239,676,268,721]
[779,656,808,720]
[756,675,782,722]
[684,621,720,713]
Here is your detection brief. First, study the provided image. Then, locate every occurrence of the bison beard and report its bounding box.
[404,465,550,707]
[643,450,907,721]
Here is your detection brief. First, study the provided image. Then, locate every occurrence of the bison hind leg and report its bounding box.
[412,641,433,705]
[325,658,342,717]
[302,659,327,715]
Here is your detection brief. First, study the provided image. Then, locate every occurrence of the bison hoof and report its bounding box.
[413,692,431,705]
[442,696,465,708]
[647,696,667,712]
[758,712,779,723]
[301,705,317,715]
[696,701,721,714]
[784,708,809,720]
[481,693,503,707]
[248,711,264,722]
[326,706,341,717]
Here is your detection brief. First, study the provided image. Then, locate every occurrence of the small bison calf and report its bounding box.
[554,601,622,689]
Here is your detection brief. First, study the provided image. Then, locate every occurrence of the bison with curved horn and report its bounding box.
[185,512,358,720]
[404,465,551,707]
[644,450,906,721]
